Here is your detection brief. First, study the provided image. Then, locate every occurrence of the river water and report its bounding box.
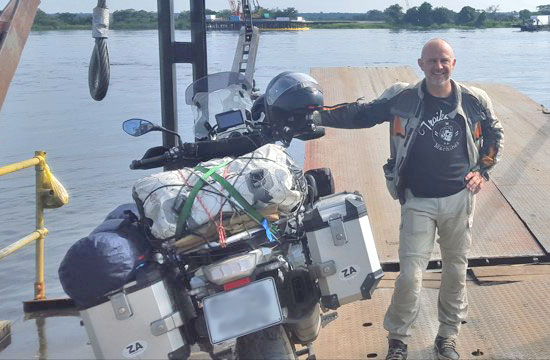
[0,27,548,346]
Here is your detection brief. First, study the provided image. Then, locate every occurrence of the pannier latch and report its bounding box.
[328,213,347,246]
[151,311,184,336]
[310,260,337,278]
[110,291,133,320]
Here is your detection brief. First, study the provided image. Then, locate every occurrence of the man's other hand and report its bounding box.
[465,171,486,194]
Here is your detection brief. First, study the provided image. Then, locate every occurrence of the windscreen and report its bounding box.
[185,72,253,140]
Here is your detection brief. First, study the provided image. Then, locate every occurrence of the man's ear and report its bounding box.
[417,58,423,70]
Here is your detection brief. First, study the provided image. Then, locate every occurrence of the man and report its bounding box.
[312,38,503,360]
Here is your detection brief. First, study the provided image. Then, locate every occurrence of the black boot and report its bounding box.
[434,336,459,360]
[385,339,408,360]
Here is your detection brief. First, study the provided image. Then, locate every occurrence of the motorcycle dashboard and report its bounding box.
[215,109,244,132]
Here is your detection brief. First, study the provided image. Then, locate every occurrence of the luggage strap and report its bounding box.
[175,160,231,238]
[175,162,276,242]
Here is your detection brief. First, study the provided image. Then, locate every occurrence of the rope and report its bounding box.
[88,0,110,101]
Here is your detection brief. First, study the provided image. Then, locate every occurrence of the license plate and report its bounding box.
[203,277,283,344]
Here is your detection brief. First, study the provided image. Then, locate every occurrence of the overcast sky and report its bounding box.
[0,0,544,13]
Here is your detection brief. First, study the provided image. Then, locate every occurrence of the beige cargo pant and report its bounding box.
[383,187,476,344]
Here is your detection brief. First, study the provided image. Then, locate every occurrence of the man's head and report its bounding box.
[418,38,456,95]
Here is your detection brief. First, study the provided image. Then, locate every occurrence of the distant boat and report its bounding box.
[520,24,550,31]
[521,16,550,32]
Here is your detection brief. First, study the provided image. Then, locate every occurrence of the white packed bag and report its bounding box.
[133,144,306,240]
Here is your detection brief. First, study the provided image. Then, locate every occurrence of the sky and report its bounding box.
[0,0,545,13]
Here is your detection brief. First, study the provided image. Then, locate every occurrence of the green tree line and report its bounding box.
[374,3,529,28]
[31,6,300,30]
[30,3,550,31]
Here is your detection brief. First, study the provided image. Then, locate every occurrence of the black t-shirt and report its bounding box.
[403,89,470,198]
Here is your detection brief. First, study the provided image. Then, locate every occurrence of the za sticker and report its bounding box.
[122,340,148,358]
[339,265,360,280]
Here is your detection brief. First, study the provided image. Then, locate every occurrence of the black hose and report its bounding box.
[88,0,110,101]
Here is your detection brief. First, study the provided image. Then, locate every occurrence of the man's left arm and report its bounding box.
[466,88,504,193]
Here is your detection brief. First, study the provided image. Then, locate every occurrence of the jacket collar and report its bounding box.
[415,79,462,118]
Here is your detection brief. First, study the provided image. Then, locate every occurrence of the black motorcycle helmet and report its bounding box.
[264,72,324,126]
[251,94,266,122]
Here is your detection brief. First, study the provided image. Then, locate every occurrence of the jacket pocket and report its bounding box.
[383,160,399,200]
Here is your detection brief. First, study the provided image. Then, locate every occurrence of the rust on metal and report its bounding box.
[306,67,545,264]
[34,282,45,300]
[0,0,41,114]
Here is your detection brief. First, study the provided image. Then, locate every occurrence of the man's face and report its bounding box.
[418,41,456,88]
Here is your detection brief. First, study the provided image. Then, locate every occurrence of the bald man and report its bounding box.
[313,39,503,360]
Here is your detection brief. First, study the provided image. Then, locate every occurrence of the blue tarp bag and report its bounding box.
[58,204,150,309]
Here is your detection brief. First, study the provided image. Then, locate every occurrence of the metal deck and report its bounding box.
[313,271,550,359]
[303,67,550,358]
[305,67,548,265]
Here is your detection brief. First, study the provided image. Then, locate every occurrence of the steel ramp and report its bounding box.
[305,67,548,265]
[313,276,550,359]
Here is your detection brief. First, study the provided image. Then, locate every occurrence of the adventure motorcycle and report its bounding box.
[59,71,383,360]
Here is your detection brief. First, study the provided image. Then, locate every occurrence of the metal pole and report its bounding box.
[157,0,178,149]
[34,151,46,300]
[0,157,40,176]
[190,0,208,82]
[0,229,47,261]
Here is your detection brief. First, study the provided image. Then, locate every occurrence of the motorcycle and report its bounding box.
[61,71,383,360]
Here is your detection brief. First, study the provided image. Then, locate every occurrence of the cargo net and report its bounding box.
[133,144,307,251]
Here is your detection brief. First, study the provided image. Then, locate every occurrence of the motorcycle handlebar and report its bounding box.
[129,120,325,170]
[130,153,168,170]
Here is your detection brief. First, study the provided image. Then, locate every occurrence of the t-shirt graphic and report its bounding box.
[403,90,470,198]
[418,110,462,152]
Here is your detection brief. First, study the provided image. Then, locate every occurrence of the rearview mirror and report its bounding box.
[123,119,156,137]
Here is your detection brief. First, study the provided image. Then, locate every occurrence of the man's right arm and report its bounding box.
[313,97,393,129]
[312,82,413,129]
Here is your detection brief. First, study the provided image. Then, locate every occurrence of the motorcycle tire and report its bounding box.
[237,324,296,360]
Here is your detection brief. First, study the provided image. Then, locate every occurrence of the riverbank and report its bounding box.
[309,21,517,30]
[32,21,518,31]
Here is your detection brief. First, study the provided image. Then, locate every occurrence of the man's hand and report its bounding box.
[465,171,486,194]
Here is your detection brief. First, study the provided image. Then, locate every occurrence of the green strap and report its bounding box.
[195,165,264,224]
[175,160,231,238]
[194,166,278,242]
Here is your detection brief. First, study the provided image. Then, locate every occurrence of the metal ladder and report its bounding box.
[231,0,260,90]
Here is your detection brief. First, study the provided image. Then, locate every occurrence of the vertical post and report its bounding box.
[34,151,46,300]
[190,0,208,82]
[157,0,178,149]
[157,0,209,149]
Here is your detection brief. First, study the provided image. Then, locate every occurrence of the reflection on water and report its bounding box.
[0,28,549,358]
[36,318,46,360]
[0,313,93,359]
[0,336,10,353]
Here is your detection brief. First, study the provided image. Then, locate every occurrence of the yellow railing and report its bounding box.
[0,151,55,300]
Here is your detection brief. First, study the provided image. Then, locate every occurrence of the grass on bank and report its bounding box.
[309,21,516,30]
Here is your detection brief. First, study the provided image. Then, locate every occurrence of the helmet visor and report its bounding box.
[266,73,321,106]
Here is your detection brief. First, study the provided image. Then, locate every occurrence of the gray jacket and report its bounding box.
[315,79,504,203]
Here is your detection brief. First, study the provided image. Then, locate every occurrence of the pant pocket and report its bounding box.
[401,210,430,236]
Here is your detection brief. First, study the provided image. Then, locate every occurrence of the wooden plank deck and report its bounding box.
[305,67,547,264]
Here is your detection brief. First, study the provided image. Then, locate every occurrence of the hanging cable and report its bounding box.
[89,0,110,101]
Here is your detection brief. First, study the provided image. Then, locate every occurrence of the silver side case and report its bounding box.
[80,279,187,359]
[305,192,384,309]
